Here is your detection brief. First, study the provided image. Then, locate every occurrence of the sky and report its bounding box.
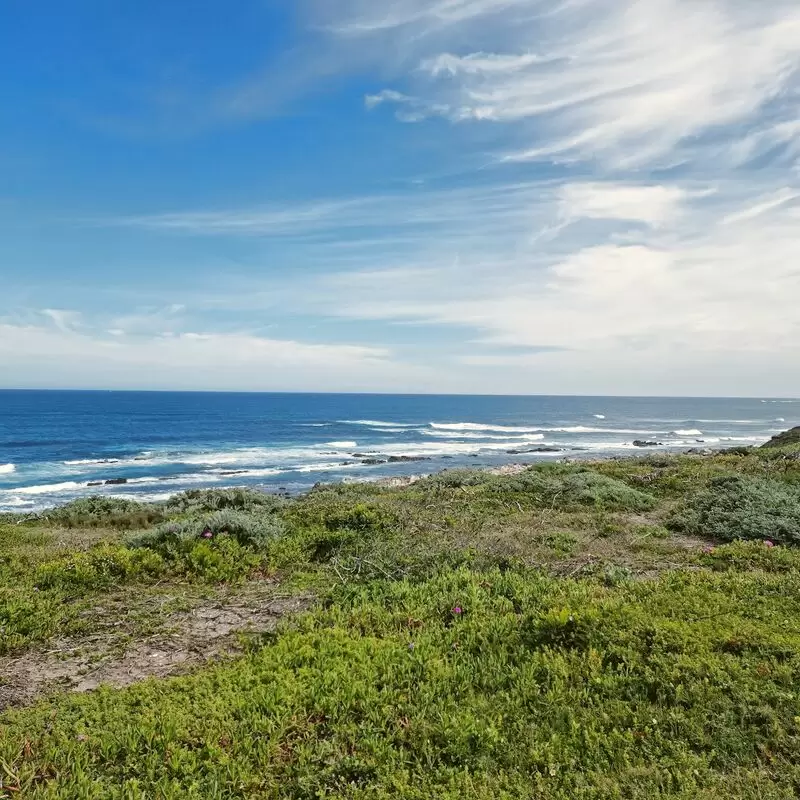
[1,0,799,396]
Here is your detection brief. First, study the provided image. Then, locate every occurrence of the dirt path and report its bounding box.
[0,582,313,710]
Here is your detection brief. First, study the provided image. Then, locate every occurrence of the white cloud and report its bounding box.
[348,0,800,169]
[721,187,800,225]
[0,320,421,392]
[558,183,689,227]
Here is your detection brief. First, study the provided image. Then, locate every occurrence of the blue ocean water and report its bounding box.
[0,391,796,512]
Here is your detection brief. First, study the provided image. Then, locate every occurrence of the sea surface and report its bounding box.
[0,391,796,513]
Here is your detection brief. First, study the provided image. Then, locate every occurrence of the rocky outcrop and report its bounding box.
[761,426,800,449]
[633,440,663,448]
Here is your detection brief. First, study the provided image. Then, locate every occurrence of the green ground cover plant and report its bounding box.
[2,449,800,797]
[2,559,800,798]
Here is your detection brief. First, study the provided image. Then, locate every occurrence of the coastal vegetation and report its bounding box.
[1,436,800,798]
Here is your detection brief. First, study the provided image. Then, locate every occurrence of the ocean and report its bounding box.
[0,390,796,513]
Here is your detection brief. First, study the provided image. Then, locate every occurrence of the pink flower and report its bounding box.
[702,546,715,555]
[201,529,213,539]
[451,606,463,615]
[764,540,775,548]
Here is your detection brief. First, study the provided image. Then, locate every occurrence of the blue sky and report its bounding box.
[2,0,799,396]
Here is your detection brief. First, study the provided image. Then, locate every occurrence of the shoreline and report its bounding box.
[3,445,745,515]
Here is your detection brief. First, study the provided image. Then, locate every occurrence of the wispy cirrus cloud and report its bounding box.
[352,0,800,169]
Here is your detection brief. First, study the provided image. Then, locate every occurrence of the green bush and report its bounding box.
[134,509,286,552]
[697,540,800,572]
[164,487,287,515]
[323,502,397,533]
[417,467,656,512]
[418,469,495,490]
[669,475,800,545]
[39,496,165,529]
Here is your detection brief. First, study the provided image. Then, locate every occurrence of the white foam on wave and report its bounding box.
[672,429,703,437]
[114,491,176,503]
[208,467,283,479]
[430,422,548,433]
[0,496,34,508]
[352,440,553,458]
[593,414,606,419]
[326,441,357,448]
[694,419,759,424]
[0,463,15,475]
[293,461,364,473]
[539,426,659,434]
[423,430,546,441]
[341,420,418,428]
[11,481,85,496]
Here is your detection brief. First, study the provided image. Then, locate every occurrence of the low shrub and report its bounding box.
[669,475,800,545]
[417,467,656,512]
[134,509,286,552]
[39,496,165,529]
[418,469,495,490]
[697,540,800,573]
[164,487,287,515]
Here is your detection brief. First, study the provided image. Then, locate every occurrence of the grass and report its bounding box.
[1,448,800,797]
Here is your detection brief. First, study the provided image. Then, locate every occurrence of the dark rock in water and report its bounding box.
[506,446,562,455]
[104,478,128,485]
[761,426,800,449]
[442,455,454,459]
[219,470,247,476]
[87,481,102,487]
[387,455,431,463]
[633,440,662,448]
[361,458,387,465]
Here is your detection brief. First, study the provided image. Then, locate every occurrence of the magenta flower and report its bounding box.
[201,528,213,539]
[764,540,775,548]
[702,546,715,555]
[452,606,463,615]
